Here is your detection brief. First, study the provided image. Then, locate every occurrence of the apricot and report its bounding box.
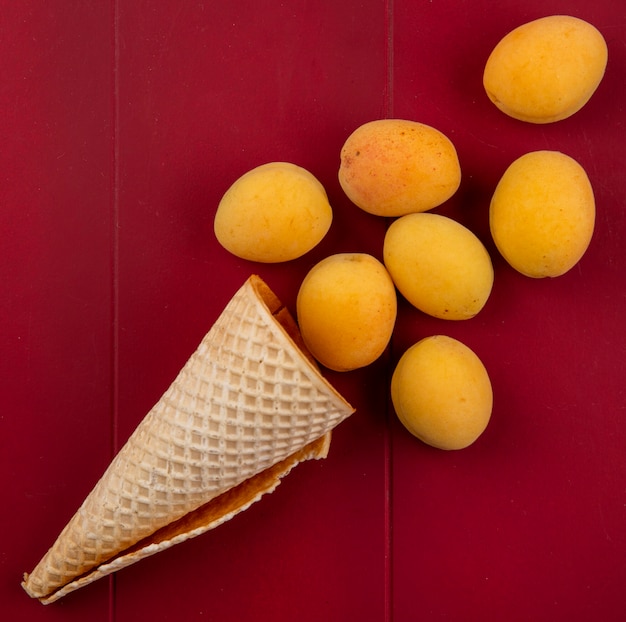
[383,213,493,320]
[490,150,595,277]
[296,253,397,371]
[214,162,332,262]
[391,335,493,450]
[483,15,608,123]
[338,119,461,216]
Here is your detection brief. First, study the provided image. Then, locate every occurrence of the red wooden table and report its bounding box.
[3,1,625,620]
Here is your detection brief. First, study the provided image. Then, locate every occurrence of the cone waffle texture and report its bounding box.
[22,275,354,603]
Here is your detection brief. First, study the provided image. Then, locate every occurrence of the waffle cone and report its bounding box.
[22,275,354,604]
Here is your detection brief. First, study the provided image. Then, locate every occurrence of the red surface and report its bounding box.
[2,1,625,620]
